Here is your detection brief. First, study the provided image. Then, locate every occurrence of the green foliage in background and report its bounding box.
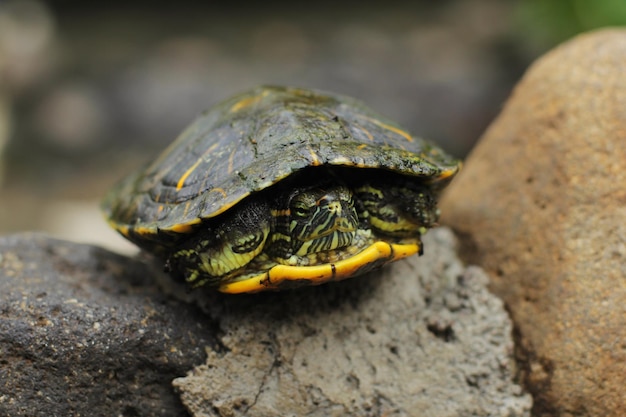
[517,0,626,50]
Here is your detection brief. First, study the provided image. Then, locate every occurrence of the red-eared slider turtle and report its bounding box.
[102,86,460,293]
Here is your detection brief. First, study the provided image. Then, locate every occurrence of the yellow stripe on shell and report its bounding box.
[122,220,201,236]
[163,186,224,232]
[358,127,374,141]
[307,145,322,166]
[169,221,200,233]
[328,156,352,165]
[182,201,191,217]
[201,189,246,219]
[112,222,130,237]
[227,149,237,174]
[176,158,204,191]
[360,115,413,143]
[209,187,228,199]
[175,142,220,191]
[218,240,420,294]
[329,155,369,168]
[229,93,264,113]
[436,163,462,180]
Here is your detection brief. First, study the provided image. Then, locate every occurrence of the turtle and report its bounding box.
[102,86,460,293]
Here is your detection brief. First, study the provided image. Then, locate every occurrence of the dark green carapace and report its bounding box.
[102,86,460,293]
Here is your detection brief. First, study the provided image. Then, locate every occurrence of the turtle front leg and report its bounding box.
[167,202,270,287]
[354,181,439,238]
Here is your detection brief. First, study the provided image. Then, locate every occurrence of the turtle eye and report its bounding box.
[292,204,311,218]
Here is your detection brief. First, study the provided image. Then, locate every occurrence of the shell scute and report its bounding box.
[103,86,460,244]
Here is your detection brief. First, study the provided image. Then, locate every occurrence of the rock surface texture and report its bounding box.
[0,233,215,417]
[0,229,531,416]
[439,29,626,416]
[170,228,531,417]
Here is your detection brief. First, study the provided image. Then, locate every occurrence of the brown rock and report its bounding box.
[439,29,626,416]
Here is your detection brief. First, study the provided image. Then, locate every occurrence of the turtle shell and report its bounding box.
[102,86,459,250]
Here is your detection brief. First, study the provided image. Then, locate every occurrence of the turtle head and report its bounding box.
[284,185,359,257]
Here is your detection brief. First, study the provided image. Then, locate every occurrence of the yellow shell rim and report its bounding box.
[218,240,420,294]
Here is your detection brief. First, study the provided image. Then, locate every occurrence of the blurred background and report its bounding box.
[1,0,625,254]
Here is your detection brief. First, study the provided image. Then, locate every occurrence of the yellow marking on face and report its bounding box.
[218,240,420,293]
[176,158,204,191]
[357,143,367,150]
[362,116,413,142]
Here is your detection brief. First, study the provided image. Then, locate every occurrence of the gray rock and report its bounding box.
[170,228,532,417]
[0,229,531,416]
[0,233,215,417]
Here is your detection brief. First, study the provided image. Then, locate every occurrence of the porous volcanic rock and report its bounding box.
[171,228,531,417]
[0,229,532,417]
